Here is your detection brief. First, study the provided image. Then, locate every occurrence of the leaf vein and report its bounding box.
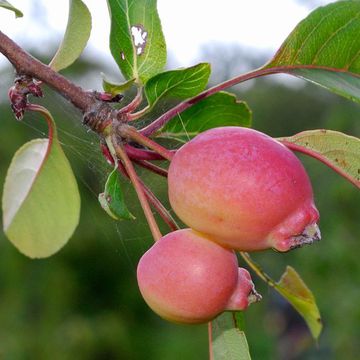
[293,4,347,63]
[312,10,360,64]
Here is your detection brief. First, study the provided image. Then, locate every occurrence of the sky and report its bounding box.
[0,0,331,70]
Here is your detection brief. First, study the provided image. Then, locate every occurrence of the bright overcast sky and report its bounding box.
[0,0,330,69]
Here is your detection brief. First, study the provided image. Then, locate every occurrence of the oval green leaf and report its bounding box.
[107,0,166,84]
[159,92,252,143]
[49,0,92,72]
[0,0,23,17]
[98,167,135,221]
[145,63,211,108]
[210,312,251,360]
[275,266,322,340]
[264,1,360,103]
[2,129,80,259]
[279,129,360,188]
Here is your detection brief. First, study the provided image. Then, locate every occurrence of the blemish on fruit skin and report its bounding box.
[120,52,125,60]
[131,25,148,55]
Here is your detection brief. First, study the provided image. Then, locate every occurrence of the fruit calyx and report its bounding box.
[225,268,262,311]
[288,223,321,251]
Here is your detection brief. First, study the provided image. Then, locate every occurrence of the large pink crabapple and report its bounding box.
[168,127,321,252]
[137,229,260,324]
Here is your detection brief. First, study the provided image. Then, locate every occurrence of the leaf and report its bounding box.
[274,266,322,340]
[0,0,23,17]
[107,0,166,84]
[102,74,136,95]
[144,63,211,108]
[278,129,360,188]
[210,312,251,360]
[2,115,81,258]
[240,253,322,340]
[287,68,360,103]
[98,167,135,221]
[264,1,360,103]
[159,92,252,143]
[49,0,92,72]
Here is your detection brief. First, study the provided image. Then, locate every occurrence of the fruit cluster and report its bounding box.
[137,127,320,324]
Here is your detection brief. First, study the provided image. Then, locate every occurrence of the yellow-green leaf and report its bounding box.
[0,0,23,17]
[275,266,322,339]
[2,113,80,258]
[49,0,92,72]
[102,75,136,95]
[279,130,360,188]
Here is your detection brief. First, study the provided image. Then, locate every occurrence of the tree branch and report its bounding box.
[0,30,104,118]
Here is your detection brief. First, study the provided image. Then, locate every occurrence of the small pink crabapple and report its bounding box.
[137,229,260,324]
[168,127,320,252]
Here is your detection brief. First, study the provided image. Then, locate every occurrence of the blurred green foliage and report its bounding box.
[0,49,359,360]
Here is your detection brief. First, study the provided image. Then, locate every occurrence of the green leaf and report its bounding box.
[287,68,360,103]
[160,92,252,143]
[210,312,251,360]
[107,0,166,84]
[274,266,322,340]
[0,0,23,17]
[49,0,92,72]
[2,118,81,258]
[102,74,136,95]
[264,1,360,103]
[278,129,360,188]
[99,168,135,221]
[145,63,211,108]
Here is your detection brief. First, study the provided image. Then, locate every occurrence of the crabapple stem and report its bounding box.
[104,136,118,165]
[133,159,168,177]
[125,144,173,161]
[127,104,150,121]
[140,181,180,232]
[118,87,143,117]
[111,152,177,231]
[208,322,214,360]
[120,126,174,161]
[239,252,276,287]
[112,135,162,242]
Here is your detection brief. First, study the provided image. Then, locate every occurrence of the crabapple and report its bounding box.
[137,229,259,324]
[168,127,320,252]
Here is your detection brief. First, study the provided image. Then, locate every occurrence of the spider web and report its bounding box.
[13,91,182,270]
